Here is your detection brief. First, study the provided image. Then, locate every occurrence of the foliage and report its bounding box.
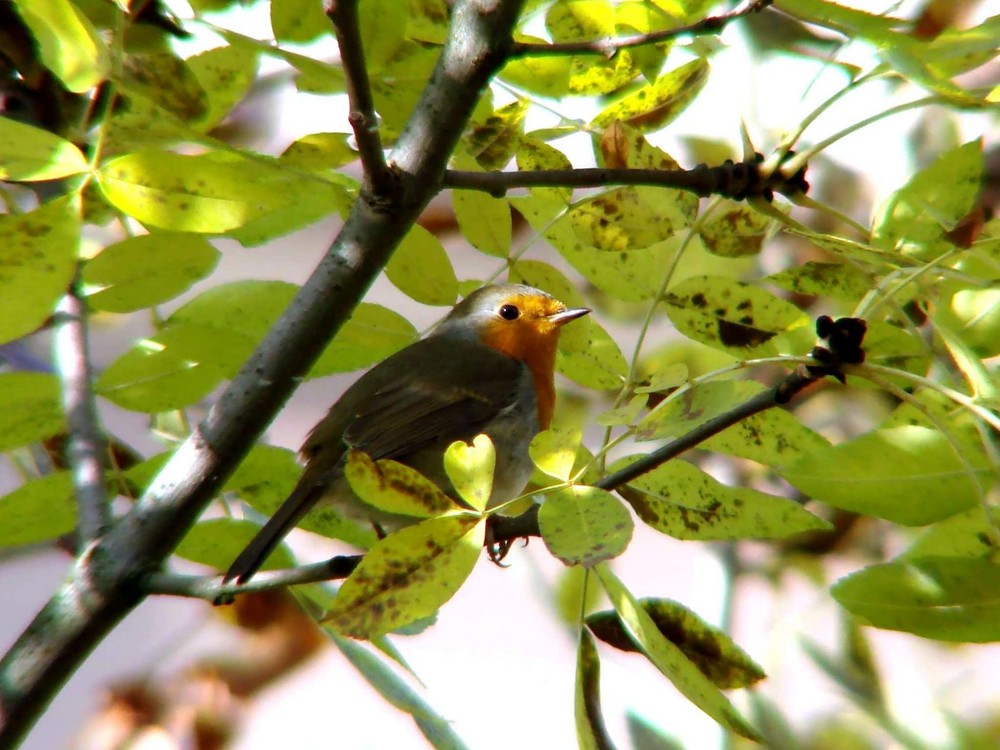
[1,0,999,747]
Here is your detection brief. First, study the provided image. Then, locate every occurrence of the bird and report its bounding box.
[223,283,590,584]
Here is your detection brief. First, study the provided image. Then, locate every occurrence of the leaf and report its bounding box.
[663,275,809,356]
[591,59,709,132]
[0,118,89,181]
[545,0,640,95]
[587,598,766,689]
[576,629,617,750]
[832,557,1000,642]
[12,0,109,92]
[0,373,66,452]
[280,132,357,172]
[271,0,329,44]
[530,426,583,481]
[97,150,346,237]
[359,0,409,71]
[595,565,760,740]
[702,409,832,468]
[444,435,495,511]
[227,445,375,549]
[385,224,458,306]
[186,44,259,131]
[499,36,573,97]
[872,141,983,259]
[327,634,472,749]
[465,100,527,170]
[699,204,772,258]
[781,426,993,525]
[516,137,573,203]
[311,303,419,376]
[903,507,1000,561]
[83,232,220,313]
[0,196,80,345]
[346,450,460,517]
[452,189,511,258]
[765,261,871,302]
[118,52,209,122]
[0,473,76,547]
[557,316,629,391]
[323,514,485,638]
[621,458,830,540]
[539,485,633,567]
[637,380,763,441]
[175,518,295,571]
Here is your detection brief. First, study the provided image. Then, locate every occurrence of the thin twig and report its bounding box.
[510,0,773,58]
[53,277,111,547]
[444,159,807,202]
[326,0,392,196]
[147,555,362,601]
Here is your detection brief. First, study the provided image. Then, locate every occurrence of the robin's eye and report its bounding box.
[499,304,520,321]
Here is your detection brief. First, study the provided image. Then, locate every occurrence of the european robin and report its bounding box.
[224,284,590,583]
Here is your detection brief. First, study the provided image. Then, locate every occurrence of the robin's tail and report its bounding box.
[223,484,320,585]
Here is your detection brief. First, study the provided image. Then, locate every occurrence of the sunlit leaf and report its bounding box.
[385,224,459,306]
[530,427,583,481]
[186,44,259,131]
[539,485,633,567]
[699,204,772,258]
[0,118,89,181]
[118,52,209,122]
[12,0,109,92]
[0,373,66,452]
[324,514,485,638]
[444,435,495,511]
[271,0,328,43]
[347,450,460,517]
[591,59,709,132]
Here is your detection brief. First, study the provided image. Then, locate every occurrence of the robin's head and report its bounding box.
[438,284,590,427]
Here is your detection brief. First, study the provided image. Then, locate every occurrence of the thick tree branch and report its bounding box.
[326,0,391,196]
[0,0,525,744]
[510,0,773,58]
[147,555,362,600]
[444,156,809,202]
[52,278,110,547]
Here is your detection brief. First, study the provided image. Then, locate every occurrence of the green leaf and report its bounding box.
[558,316,629,391]
[271,0,329,44]
[0,196,80,345]
[576,628,617,750]
[323,514,485,638]
[591,59,709,132]
[587,598,766,689]
[83,233,220,313]
[781,426,993,525]
[0,118,89,181]
[280,132,357,172]
[12,0,109,92]
[346,450,460,517]
[595,564,760,740]
[228,445,376,550]
[186,44,259,131]
[385,224,458,306]
[327,634,472,749]
[832,557,1000,642]
[663,275,809,356]
[530,426,583,481]
[499,36,573,97]
[873,141,984,259]
[465,100,528,170]
[637,380,762,441]
[702,409,832,468]
[545,0,640,95]
[0,473,76,547]
[443,435,495,511]
[118,52,209,122]
[621,458,830,540]
[516,137,573,203]
[699,204,772,258]
[903,507,1000,561]
[509,259,587,307]
[97,150,346,237]
[452,189,511,258]
[539,485,633,566]
[311,303,419,376]
[360,0,409,71]
[175,518,295,571]
[765,261,871,302]
[0,373,66,452]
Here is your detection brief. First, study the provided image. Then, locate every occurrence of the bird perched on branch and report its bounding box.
[224,284,590,584]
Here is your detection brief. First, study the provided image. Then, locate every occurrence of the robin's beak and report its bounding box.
[547,307,591,326]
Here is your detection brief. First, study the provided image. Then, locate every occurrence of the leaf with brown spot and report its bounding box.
[587,598,766,689]
[539,485,633,567]
[575,629,617,750]
[699,204,773,258]
[346,450,461,518]
[615,457,830,540]
[323,515,484,639]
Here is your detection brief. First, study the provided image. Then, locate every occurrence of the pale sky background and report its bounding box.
[1,1,998,749]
